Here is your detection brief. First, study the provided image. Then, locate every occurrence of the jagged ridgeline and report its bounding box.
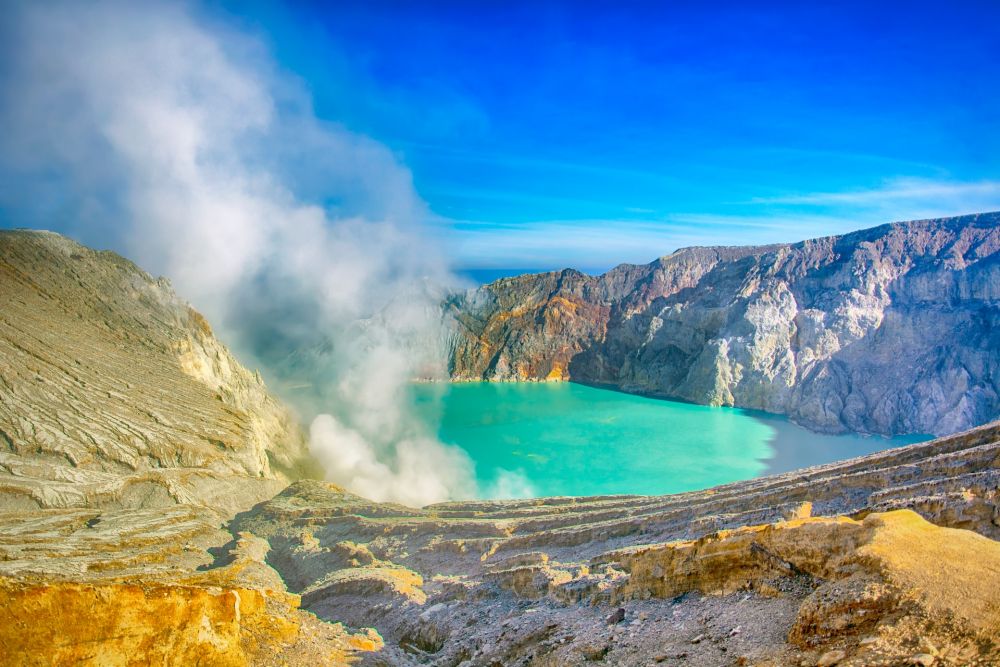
[0,229,318,513]
[446,212,1000,437]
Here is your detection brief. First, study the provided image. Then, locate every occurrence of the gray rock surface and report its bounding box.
[447,213,1000,436]
[230,421,1000,666]
[0,229,316,513]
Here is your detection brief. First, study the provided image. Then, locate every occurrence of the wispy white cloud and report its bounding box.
[445,216,834,269]
[445,176,1000,270]
[750,177,1000,208]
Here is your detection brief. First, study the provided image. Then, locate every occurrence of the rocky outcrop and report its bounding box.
[0,505,381,666]
[447,213,1000,436]
[0,230,317,513]
[230,421,1000,665]
[0,230,383,666]
[3,419,997,665]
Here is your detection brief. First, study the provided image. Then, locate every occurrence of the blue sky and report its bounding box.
[4,1,1000,273]
[217,0,1000,271]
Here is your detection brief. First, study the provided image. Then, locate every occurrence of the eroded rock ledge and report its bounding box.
[3,421,997,665]
[0,229,361,664]
[0,507,381,666]
[226,421,1000,666]
[3,228,999,666]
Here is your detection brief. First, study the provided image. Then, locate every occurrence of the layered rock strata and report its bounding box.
[0,229,316,513]
[0,229,368,664]
[0,504,381,666]
[447,213,1000,436]
[232,421,1000,666]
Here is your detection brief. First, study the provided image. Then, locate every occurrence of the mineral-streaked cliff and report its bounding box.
[447,213,1000,436]
[0,229,316,513]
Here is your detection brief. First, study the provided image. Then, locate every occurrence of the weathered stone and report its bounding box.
[817,649,846,666]
[0,230,317,513]
[4,227,1000,666]
[446,213,1000,437]
[223,421,1000,665]
[0,506,381,666]
[607,607,626,624]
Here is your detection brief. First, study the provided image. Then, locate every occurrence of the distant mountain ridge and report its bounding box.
[446,212,1000,436]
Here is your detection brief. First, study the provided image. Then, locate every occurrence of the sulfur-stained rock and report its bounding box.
[223,422,1000,665]
[0,511,381,667]
[4,227,1000,666]
[816,649,846,666]
[446,213,1000,437]
[605,509,1000,657]
[0,578,287,667]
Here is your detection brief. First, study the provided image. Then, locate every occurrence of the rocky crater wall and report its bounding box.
[446,213,1000,436]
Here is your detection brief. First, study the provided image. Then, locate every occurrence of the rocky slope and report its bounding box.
[2,419,997,666]
[0,503,382,666]
[0,230,381,666]
[230,420,1000,666]
[447,212,1000,437]
[0,229,316,514]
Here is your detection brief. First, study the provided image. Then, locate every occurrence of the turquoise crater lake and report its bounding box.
[412,382,928,498]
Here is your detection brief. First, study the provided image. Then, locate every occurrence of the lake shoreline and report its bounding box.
[411,381,927,499]
[416,377,934,441]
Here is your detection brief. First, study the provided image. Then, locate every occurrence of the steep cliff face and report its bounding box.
[447,213,1000,436]
[0,230,316,512]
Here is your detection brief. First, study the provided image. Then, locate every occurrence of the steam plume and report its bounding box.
[0,0,527,505]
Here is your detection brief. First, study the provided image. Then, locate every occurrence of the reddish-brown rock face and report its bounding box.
[447,269,611,382]
[447,213,1000,436]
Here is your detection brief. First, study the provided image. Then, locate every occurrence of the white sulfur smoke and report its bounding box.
[485,468,537,501]
[0,0,533,505]
[309,415,477,506]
